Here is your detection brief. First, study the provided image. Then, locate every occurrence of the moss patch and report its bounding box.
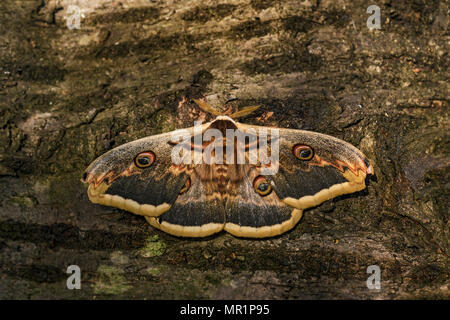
[93,265,132,295]
[8,195,37,208]
[146,267,162,276]
[139,235,166,258]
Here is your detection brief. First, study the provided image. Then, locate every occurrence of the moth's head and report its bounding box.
[214,115,235,122]
[193,98,260,120]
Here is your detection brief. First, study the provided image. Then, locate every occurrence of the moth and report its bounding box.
[82,100,373,238]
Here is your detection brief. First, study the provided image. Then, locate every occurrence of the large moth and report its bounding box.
[82,101,373,238]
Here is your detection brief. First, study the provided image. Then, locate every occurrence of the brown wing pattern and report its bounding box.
[82,130,191,217]
[83,116,372,238]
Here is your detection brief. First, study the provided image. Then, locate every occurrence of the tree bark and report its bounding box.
[0,0,448,299]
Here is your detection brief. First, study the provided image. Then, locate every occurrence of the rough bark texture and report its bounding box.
[0,0,448,299]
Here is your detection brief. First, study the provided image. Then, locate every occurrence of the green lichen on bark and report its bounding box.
[94,265,132,295]
[139,235,167,258]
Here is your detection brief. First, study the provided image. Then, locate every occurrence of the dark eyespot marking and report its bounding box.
[179,177,191,194]
[293,144,314,161]
[82,172,88,182]
[134,151,156,168]
[253,176,272,197]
